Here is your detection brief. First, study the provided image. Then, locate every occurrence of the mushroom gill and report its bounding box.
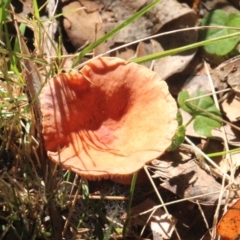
[39,57,178,180]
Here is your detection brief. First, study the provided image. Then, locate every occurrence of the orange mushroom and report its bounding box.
[39,57,178,181]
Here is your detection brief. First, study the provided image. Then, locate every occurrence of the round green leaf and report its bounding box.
[200,9,240,56]
[201,10,227,26]
[178,90,222,137]
[178,90,194,114]
[194,115,222,137]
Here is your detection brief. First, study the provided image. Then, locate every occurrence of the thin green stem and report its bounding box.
[207,148,240,157]
[122,172,138,237]
[184,116,194,128]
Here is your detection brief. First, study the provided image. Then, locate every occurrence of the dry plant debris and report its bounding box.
[151,158,225,205]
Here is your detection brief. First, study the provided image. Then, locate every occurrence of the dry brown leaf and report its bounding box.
[213,123,240,147]
[101,0,151,44]
[227,152,240,169]
[203,0,240,14]
[150,0,197,32]
[147,0,198,80]
[62,1,107,54]
[221,94,240,122]
[211,56,240,92]
[135,41,153,69]
[115,47,135,61]
[151,40,195,80]
[101,0,198,78]
[182,74,212,95]
[151,159,225,205]
[129,198,177,239]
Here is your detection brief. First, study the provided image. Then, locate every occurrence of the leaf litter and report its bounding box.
[3,0,240,239]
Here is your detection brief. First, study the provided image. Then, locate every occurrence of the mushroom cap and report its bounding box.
[39,57,178,180]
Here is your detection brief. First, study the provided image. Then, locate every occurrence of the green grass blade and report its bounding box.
[122,172,138,237]
[132,30,240,64]
[0,0,11,35]
[207,148,240,157]
[72,0,161,67]
[33,0,40,19]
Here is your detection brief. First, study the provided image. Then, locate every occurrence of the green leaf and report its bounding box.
[41,231,51,237]
[194,92,222,117]
[178,90,194,114]
[168,125,186,151]
[178,90,222,137]
[194,115,222,137]
[176,110,183,126]
[93,222,104,240]
[200,10,240,56]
